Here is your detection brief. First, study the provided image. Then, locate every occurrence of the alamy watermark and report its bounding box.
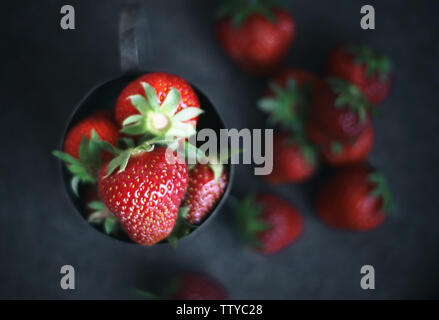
[164,128,274,176]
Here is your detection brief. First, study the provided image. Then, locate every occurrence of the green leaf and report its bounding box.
[104,216,118,235]
[160,87,181,116]
[99,140,120,155]
[121,123,146,135]
[71,176,80,197]
[128,94,150,114]
[368,171,394,214]
[87,130,103,163]
[77,136,90,162]
[105,151,131,177]
[122,114,144,126]
[347,44,392,81]
[52,150,81,165]
[258,98,278,112]
[235,194,270,249]
[331,142,343,155]
[166,122,196,138]
[141,82,160,111]
[166,206,197,248]
[172,107,204,122]
[209,163,224,182]
[179,141,206,163]
[118,137,136,149]
[88,201,106,211]
[132,288,159,300]
[117,151,131,173]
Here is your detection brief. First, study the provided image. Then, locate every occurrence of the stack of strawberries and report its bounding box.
[54,72,229,247]
[216,0,394,254]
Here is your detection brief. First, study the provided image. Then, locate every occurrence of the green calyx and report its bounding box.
[121,82,203,140]
[235,194,270,248]
[368,171,394,214]
[166,206,198,248]
[287,134,317,165]
[209,162,224,183]
[217,0,282,27]
[104,136,208,178]
[104,136,170,178]
[258,79,311,134]
[330,141,343,155]
[53,130,117,196]
[328,77,373,123]
[132,288,159,300]
[87,201,121,236]
[347,45,392,81]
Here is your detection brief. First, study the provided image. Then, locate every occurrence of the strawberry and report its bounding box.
[135,272,228,300]
[307,77,373,143]
[236,193,303,254]
[182,163,228,224]
[316,165,393,231]
[169,273,228,300]
[258,70,319,183]
[321,124,374,166]
[62,109,119,159]
[265,132,316,184]
[115,72,202,139]
[98,146,188,246]
[258,69,320,132]
[327,44,392,105]
[54,127,119,196]
[269,69,322,90]
[216,0,295,75]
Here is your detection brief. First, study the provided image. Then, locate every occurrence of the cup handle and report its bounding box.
[119,3,139,72]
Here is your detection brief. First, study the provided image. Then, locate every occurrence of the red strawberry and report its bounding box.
[270,69,321,90]
[236,193,303,254]
[307,78,373,143]
[321,124,374,166]
[135,272,228,300]
[259,69,320,132]
[327,44,392,105]
[265,132,316,184]
[316,165,393,231]
[182,163,228,225]
[98,146,188,246]
[115,72,202,139]
[170,273,228,300]
[305,120,333,147]
[54,112,120,193]
[63,110,119,159]
[216,1,295,75]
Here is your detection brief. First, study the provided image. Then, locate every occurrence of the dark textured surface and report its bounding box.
[1,0,438,299]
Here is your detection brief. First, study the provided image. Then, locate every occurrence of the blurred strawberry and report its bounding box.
[327,44,392,105]
[316,165,393,231]
[265,132,317,184]
[307,78,373,143]
[216,0,296,75]
[321,124,374,166]
[136,272,228,300]
[258,69,320,132]
[236,193,303,254]
[169,273,228,300]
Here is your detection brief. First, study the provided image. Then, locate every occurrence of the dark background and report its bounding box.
[1,0,438,299]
